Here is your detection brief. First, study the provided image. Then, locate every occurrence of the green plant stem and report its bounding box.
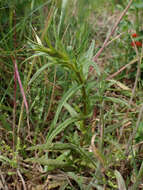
[75,71,87,113]
[81,86,87,116]
[100,101,105,150]
[73,69,90,142]
[131,161,143,190]
[135,8,139,32]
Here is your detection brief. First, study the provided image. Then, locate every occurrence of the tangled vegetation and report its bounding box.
[0,0,143,189]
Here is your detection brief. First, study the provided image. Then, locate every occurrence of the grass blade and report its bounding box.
[58,0,68,36]
[115,170,126,190]
[47,84,82,137]
[47,117,80,143]
[28,62,54,85]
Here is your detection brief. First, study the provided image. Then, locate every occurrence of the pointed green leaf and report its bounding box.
[47,117,80,143]
[58,0,68,36]
[115,170,126,190]
[104,96,130,107]
[49,84,82,131]
[28,62,54,85]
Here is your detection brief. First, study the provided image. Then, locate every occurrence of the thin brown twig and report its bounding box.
[93,0,133,63]
[106,57,141,80]
[128,42,141,106]
[17,169,27,190]
[105,32,124,48]
[13,9,17,152]
[13,63,17,151]
[44,66,57,130]
[125,103,143,156]
[125,45,143,156]
[91,134,105,170]
[0,169,9,190]
[41,5,54,40]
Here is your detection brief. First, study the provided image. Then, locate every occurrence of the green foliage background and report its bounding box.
[0,0,143,189]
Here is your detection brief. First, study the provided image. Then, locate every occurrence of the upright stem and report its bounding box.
[100,101,105,150]
[81,86,87,116]
[75,71,87,114]
[75,71,88,133]
[93,0,133,63]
